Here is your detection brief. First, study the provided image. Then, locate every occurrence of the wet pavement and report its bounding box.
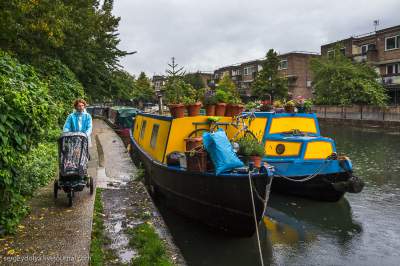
[0,133,98,265]
[93,119,186,265]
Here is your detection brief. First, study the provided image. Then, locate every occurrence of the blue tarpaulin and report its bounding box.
[202,129,244,175]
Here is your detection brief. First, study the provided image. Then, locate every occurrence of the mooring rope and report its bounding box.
[273,160,330,183]
[248,171,264,266]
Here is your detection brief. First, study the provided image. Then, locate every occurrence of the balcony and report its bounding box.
[382,75,400,85]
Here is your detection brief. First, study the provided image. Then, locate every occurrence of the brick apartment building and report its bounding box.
[321,25,400,105]
[214,51,319,100]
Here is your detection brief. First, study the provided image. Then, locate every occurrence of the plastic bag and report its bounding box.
[202,128,244,175]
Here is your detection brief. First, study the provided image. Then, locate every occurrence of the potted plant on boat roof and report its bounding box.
[294,96,313,113]
[245,101,260,112]
[284,100,296,113]
[237,136,265,168]
[201,88,217,116]
[273,100,284,113]
[183,84,202,117]
[226,94,244,117]
[165,78,186,118]
[214,89,229,116]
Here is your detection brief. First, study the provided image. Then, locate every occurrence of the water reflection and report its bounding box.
[265,194,362,248]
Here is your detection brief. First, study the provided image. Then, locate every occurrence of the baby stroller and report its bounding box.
[54,132,94,206]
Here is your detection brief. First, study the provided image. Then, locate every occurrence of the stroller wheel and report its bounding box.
[68,191,73,207]
[89,176,94,195]
[53,180,59,199]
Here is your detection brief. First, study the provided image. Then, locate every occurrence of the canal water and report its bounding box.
[156,124,400,266]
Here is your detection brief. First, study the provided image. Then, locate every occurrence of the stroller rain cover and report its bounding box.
[59,132,89,177]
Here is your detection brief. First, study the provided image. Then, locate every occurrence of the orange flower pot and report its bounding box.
[168,103,185,118]
[215,103,227,116]
[186,102,202,117]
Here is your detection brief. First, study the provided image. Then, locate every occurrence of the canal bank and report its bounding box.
[154,122,400,266]
[313,105,400,130]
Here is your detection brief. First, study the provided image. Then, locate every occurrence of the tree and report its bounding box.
[251,49,288,101]
[0,0,132,101]
[164,57,189,104]
[133,72,154,107]
[184,72,205,90]
[311,46,388,106]
[108,70,136,103]
[217,73,236,94]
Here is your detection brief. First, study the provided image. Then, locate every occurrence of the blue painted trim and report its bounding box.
[137,112,173,121]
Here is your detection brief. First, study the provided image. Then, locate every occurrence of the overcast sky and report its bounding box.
[112,0,399,77]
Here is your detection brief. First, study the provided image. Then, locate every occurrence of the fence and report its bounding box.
[312,105,400,126]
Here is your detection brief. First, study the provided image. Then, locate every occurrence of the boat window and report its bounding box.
[150,124,160,149]
[139,120,147,139]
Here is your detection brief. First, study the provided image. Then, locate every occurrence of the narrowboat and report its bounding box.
[107,106,140,145]
[257,112,364,202]
[129,113,274,237]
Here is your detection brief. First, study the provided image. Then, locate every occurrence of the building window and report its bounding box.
[387,64,400,74]
[385,35,400,50]
[361,44,376,54]
[244,66,255,76]
[278,59,288,70]
[232,69,241,76]
[150,124,159,149]
[327,50,335,59]
[139,120,147,140]
[361,45,368,54]
[339,47,346,55]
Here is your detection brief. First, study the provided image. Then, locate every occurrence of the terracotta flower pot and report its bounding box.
[237,104,244,115]
[230,104,244,117]
[250,156,262,168]
[205,105,216,116]
[168,103,185,118]
[215,103,227,116]
[225,104,234,117]
[186,102,202,117]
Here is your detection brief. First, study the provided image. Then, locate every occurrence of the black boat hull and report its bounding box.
[271,172,359,202]
[130,136,272,237]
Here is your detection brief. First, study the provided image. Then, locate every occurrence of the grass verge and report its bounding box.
[126,223,173,266]
[90,188,118,265]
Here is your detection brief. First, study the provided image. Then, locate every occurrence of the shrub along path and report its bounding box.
[0,135,99,265]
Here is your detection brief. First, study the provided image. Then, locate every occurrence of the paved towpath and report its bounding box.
[93,119,185,265]
[0,132,99,265]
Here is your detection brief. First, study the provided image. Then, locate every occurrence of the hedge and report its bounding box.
[0,50,84,234]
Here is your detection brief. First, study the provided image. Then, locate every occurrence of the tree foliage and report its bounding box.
[134,72,154,104]
[251,49,288,100]
[0,0,131,101]
[311,47,388,106]
[164,57,192,104]
[217,73,241,103]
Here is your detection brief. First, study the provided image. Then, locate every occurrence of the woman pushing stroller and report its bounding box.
[63,98,92,145]
[55,99,94,206]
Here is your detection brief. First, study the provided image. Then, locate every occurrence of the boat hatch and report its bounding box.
[269,116,318,135]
